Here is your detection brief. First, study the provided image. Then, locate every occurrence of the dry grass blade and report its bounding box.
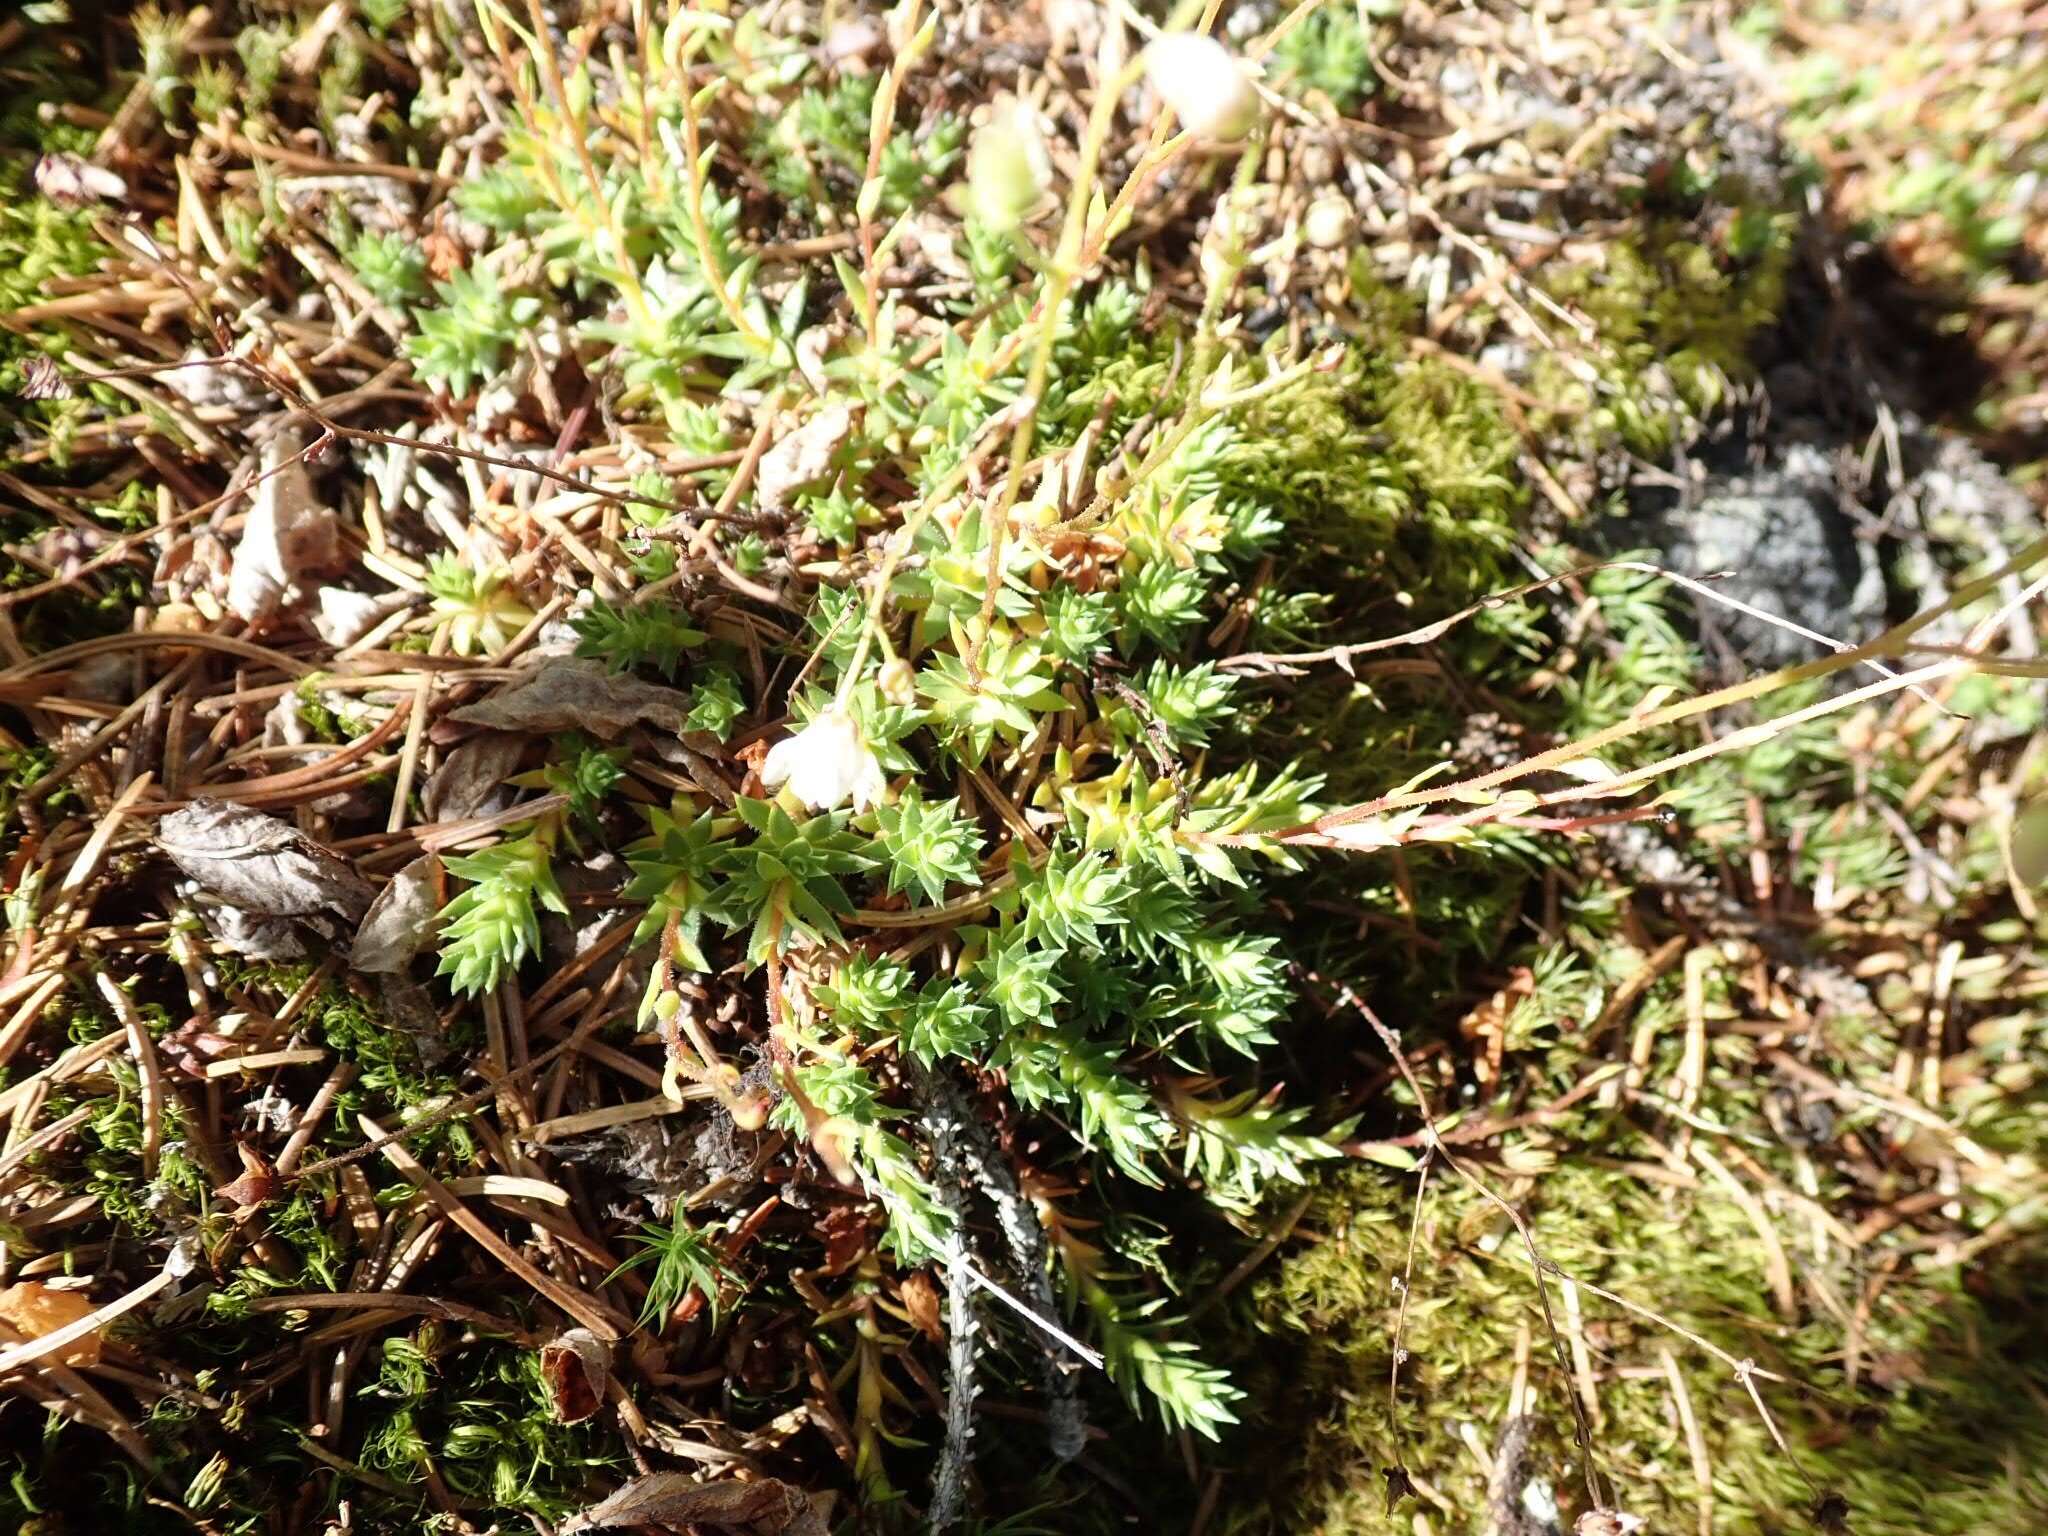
[355,1114,626,1343]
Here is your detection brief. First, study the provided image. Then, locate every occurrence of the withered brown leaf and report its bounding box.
[540,1327,610,1424]
[0,1281,102,1367]
[159,800,374,922]
[559,1472,829,1536]
[351,855,439,973]
[756,403,855,511]
[897,1270,944,1345]
[18,356,71,401]
[215,1143,279,1219]
[446,657,690,741]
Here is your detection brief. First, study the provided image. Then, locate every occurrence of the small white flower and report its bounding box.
[33,152,128,207]
[761,707,886,813]
[964,100,1053,232]
[1144,33,1260,142]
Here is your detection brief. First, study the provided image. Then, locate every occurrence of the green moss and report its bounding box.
[1269,4,1379,114]
[355,1330,626,1524]
[255,965,483,1163]
[1535,216,1792,458]
[1225,910,2048,1536]
[1232,1157,2048,1535]
[0,33,115,423]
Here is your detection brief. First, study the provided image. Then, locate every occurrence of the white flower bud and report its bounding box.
[1144,32,1260,142]
[1304,195,1353,250]
[760,706,887,813]
[964,102,1052,233]
[2014,796,2048,886]
[879,657,917,707]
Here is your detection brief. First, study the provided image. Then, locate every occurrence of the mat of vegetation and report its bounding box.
[0,3,2044,1534]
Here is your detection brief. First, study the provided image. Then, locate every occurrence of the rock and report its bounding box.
[1903,435,2036,541]
[1618,442,1886,672]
